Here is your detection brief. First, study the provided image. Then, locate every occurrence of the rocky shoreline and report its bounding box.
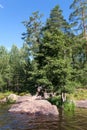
[75,100,87,108]
[0,94,87,115]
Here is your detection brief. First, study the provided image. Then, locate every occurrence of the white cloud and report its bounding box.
[0,4,4,9]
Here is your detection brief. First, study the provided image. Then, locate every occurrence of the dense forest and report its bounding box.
[0,0,87,96]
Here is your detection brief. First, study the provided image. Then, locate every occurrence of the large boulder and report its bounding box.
[9,96,59,116]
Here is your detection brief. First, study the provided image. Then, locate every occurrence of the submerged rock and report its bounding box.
[9,96,59,116]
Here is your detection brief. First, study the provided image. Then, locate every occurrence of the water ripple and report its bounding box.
[0,104,87,130]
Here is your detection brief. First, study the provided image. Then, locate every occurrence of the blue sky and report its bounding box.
[0,0,72,50]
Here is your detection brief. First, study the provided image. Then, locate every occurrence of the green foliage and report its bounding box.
[0,4,87,97]
[65,81,78,93]
[45,5,70,34]
[69,0,87,37]
[35,29,73,95]
[21,4,87,96]
[68,89,87,100]
[6,98,16,104]
[19,91,30,96]
[0,44,32,93]
[9,45,27,92]
[22,11,43,58]
[64,100,75,112]
[47,96,61,107]
[0,91,13,99]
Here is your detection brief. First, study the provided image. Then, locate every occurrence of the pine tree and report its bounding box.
[22,11,43,58]
[69,0,87,38]
[69,0,87,89]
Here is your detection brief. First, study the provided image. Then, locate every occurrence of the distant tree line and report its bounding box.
[0,0,87,96]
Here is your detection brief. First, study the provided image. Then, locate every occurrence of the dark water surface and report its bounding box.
[0,104,87,130]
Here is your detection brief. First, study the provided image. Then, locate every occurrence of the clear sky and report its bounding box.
[0,0,72,50]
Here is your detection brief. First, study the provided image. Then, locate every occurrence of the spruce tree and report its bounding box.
[35,29,73,98]
[0,46,10,91]
[44,5,71,34]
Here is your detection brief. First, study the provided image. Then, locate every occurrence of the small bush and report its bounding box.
[0,91,13,99]
[6,98,16,104]
[47,96,62,107]
[19,91,30,96]
[64,100,75,112]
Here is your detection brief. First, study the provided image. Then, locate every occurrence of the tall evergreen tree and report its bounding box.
[22,11,43,58]
[20,43,34,92]
[0,46,10,91]
[69,0,87,89]
[35,29,73,97]
[71,36,87,88]
[44,5,71,34]
[9,45,25,92]
[69,0,87,38]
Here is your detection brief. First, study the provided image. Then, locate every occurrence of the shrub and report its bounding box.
[47,96,62,107]
[64,100,75,112]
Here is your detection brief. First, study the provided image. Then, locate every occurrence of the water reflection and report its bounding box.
[0,104,87,130]
[8,114,59,130]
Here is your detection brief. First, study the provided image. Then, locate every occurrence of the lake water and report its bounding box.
[0,104,87,130]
